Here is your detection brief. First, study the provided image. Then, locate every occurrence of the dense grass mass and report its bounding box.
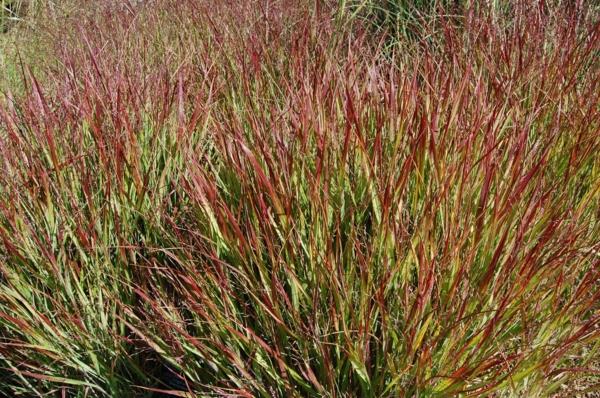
[0,1,599,396]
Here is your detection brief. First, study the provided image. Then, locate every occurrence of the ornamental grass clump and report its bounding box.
[0,1,598,396]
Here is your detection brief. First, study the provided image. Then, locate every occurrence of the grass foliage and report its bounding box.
[0,1,599,396]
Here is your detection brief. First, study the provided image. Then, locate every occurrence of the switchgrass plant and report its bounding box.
[0,1,599,396]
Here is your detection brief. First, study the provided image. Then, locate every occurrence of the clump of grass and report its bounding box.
[0,1,599,396]
[1,0,22,32]
[344,0,454,38]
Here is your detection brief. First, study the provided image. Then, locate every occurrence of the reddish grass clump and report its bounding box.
[0,1,598,396]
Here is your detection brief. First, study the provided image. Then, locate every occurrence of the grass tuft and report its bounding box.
[0,1,599,396]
